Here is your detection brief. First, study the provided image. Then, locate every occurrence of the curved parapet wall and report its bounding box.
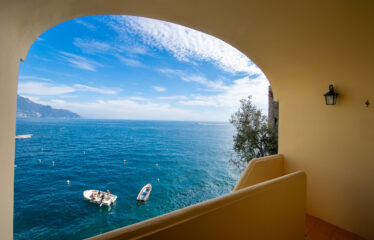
[89,171,306,240]
[234,154,285,191]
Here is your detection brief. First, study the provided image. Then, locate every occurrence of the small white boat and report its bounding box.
[137,184,152,202]
[15,134,32,139]
[83,190,117,207]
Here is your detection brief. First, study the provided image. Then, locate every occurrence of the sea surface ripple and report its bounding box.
[14,119,239,239]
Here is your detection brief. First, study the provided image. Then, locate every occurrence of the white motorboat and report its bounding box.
[137,184,152,202]
[83,190,117,207]
[15,134,32,139]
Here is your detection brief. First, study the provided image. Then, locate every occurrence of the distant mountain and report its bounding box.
[17,95,80,118]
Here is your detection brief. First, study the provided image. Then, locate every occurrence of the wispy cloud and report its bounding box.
[59,51,102,71]
[18,82,75,95]
[115,54,143,67]
[159,68,226,91]
[178,76,269,113]
[73,84,119,95]
[158,67,268,114]
[130,96,146,101]
[152,86,166,92]
[21,15,269,121]
[19,95,40,102]
[73,38,145,67]
[18,82,120,96]
[42,98,202,121]
[107,16,263,75]
[158,95,188,100]
[75,19,96,30]
[19,75,51,82]
[73,38,111,54]
[73,37,149,56]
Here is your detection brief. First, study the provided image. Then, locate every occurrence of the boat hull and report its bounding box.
[83,190,117,206]
[137,184,152,202]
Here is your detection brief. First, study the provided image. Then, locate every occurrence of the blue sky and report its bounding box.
[18,15,269,121]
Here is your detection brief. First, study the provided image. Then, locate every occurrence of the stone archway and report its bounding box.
[3,1,374,239]
[2,2,274,239]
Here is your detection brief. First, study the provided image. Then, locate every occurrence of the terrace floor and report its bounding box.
[305,215,365,240]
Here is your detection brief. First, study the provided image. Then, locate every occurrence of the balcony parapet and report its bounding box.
[234,154,285,191]
[89,166,306,240]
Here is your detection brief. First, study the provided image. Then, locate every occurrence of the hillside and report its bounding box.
[16,95,80,118]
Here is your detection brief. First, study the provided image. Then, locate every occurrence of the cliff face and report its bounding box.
[268,86,279,129]
[16,95,80,118]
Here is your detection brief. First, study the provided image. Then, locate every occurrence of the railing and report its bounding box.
[89,155,306,240]
[233,154,285,191]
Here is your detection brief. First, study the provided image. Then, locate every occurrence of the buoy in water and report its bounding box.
[157,178,160,182]
[67,180,70,184]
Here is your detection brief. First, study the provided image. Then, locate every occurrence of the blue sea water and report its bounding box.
[14,119,239,239]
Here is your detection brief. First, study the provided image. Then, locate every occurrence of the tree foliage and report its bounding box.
[230,96,278,167]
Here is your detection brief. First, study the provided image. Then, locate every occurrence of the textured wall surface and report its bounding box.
[1,0,374,239]
[91,171,306,240]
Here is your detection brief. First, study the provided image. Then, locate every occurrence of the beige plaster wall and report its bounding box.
[1,0,374,239]
[0,5,21,238]
[90,171,306,240]
[233,154,285,191]
[279,75,374,238]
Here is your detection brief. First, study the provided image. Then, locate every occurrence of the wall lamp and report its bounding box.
[324,84,338,105]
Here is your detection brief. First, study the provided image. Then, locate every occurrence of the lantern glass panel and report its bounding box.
[325,95,335,105]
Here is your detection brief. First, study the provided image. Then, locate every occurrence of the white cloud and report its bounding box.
[75,19,96,30]
[73,38,145,67]
[18,82,119,96]
[157,67,269,114]
[130,96,146,101]
[115,54,143,67]
[19,75,51,81]
[181,75,226,91]
[159,68,226,91]
[18,82,75,95]
[178,76,269,114]
[108,16,263,75]
[152,86,166,92]
[73,38,111,54]
[158,95,188,100]
[73,37,149,57]
[26,75,268,121]
[179,99,216,106]
[73,84,119,95]
[43,98,204,121]
[59,51,102,71]
[19,95,40,102]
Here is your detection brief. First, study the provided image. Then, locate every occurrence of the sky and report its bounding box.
[18,15,269,121]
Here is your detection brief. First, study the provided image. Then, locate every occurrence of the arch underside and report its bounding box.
[1,0,374,239]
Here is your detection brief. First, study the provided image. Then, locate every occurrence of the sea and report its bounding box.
[14,118,240,240]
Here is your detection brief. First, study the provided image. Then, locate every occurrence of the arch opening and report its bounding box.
[15,14,272,239]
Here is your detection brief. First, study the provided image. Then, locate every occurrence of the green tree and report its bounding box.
[230,96,278,167]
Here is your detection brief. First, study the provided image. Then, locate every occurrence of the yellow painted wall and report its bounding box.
[1,0,374,239]
[279,78,374,238]
[90,171,306,240]
[234,154,285,191]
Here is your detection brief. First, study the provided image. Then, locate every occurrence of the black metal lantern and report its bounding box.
[324,84,338,105]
